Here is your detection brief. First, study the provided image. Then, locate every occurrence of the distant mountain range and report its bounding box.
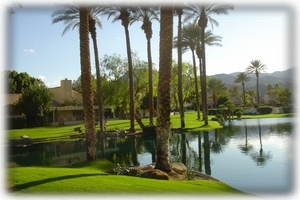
[208,67,295,95]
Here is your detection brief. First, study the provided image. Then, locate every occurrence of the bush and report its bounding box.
[257,106,273,114]
[7,115,27,129]
[283,106,292,113]
[208,109,218,115]
[236,111,243,119]
[214,114,225,125]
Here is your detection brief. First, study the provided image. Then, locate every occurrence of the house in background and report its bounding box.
[6,79,115,126]
[47,79,84,126]
[47,79,115,126]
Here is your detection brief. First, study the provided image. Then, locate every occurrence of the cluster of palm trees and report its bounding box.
[234,59,267,106]
[55,3,234,172]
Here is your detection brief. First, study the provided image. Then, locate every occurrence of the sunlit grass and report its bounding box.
[6,111,292,139]
[7,160,247,195]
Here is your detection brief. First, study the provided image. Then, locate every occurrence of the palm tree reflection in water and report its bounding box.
[250,124,272,166]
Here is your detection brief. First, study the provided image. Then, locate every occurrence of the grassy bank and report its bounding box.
[7,159,248,196]
[6,112,293,140]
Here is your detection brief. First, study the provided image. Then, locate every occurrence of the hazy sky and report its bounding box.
[2,1,297,88]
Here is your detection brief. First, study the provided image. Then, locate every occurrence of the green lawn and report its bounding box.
[6,112,293,140]
[7,159,248,196]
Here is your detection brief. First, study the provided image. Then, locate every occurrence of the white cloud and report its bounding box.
[23,49,35,53]
[45,80,61,88]
[116,37,122,40]
[38,76,46,80]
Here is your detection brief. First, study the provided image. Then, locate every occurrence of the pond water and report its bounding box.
[8,117,294,197]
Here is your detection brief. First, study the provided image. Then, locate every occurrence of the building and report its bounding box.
[6,79,115,126]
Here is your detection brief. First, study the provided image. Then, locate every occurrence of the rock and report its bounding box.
[170,162,187,175]
[168,170,185,180]
[141,169,170,180]
[139,164,154,171]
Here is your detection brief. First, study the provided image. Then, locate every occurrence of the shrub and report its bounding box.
[208,109,218,115]
[283,106,292,113]
[214,114,225,125]
[7,115,27,129]
[257,106,273,114]
[236,111,243,119]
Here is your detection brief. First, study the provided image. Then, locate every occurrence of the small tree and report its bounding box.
[17,83,54,127]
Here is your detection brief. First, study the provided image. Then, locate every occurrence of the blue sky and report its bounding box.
[2,1,297,89]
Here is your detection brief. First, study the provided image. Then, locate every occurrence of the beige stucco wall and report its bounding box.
[6,93,21,104]
[50,79,82,105]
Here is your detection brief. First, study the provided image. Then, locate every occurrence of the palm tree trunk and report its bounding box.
[147,38,154,125]
[213,92,216,108]
[155,7,173,173]
[79,7,97,161]
[192,49,200,120]
[176,8,185,128]
[199,12,208,125]
[196,45,205,121]
[123,25,135,132]
[256,76,260,105]
[199,57,205,120]
[89,19,104,133]
[242,82,246,105]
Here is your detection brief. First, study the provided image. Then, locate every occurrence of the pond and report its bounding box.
[8,117,294,197]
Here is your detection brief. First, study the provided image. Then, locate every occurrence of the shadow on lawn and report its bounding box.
[9,173,109,193]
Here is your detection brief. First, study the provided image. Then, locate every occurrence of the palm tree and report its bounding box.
[245,59,267,105]
[129,5,159,125]
[174,5,185,128]
[79,6,97,161]
[196,29,222,120]
[155,6,173,173]
[184,3,234,125]
[52,5,105,133]
[173,23,222,120]
[103,5,137,132]
[174,23,201,120]
[234,72,251,105]
[207,77,227,108]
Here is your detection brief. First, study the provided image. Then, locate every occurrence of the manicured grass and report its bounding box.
[7,159,248,196]
[240,113,293,119]
[6,112,293,140]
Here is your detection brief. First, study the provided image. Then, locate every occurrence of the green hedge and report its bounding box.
[7,115,27,129]
[257,106,273,114]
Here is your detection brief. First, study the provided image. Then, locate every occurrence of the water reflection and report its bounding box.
[8,118,293,195]
[249,124,272,166]
[238,124,254,155]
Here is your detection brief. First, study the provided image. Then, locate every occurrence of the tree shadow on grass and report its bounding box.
[9,173,109,193]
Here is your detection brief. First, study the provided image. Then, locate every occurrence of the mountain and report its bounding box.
[208,67,295,95]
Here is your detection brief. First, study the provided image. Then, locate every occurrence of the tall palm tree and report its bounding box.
[155,6,173,173]
[234,72,251,105]
[174,23,201,120]
[174,5,185,128]
[196,29,222,120]
[207,77,227,108]
[103,5,137,132]
[52,5,105,133]
[129,5,159,125]
[173,23,222,120]
[245,59,267,105]
[184,3,234,125]
[79,6,97,161]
